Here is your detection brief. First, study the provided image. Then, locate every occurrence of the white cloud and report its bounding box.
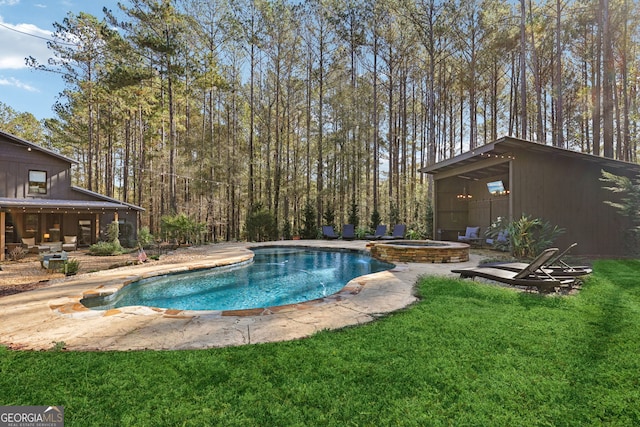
[0,1,21,6]
[0,76,39,92]
[0,17,52,70]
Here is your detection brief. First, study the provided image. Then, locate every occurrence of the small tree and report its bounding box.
[323,205,335,227]
[389,202,400,225]
[301,202,317,239]
[282,220,292,240]
[425,200,434,239]
[369,209,381,231]
[245,204,277,242]
[106,221,122,251]
[348,202,359,227]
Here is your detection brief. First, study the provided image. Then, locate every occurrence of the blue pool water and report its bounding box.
[82,247,394,311]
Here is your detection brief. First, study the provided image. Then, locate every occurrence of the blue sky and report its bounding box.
[0,0,119,120]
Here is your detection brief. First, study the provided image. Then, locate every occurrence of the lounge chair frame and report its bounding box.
[490,243,592,277]
[452,248,577,293]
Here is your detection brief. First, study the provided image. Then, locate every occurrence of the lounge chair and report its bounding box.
[490,243,592,277]
[365,225,387,240]
[458,226,481,243]
[322,225,339,240]
[341,224,355,240]
[451,248,577,293]
[382,224,406,240]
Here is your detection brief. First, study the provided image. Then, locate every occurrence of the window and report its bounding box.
[29,170,47,194]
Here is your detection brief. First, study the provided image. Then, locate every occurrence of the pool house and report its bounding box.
[420,137,640,257]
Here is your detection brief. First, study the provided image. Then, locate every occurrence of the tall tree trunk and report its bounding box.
[519,0,528,140]
[553,0,564,148]
[602,0,614,158]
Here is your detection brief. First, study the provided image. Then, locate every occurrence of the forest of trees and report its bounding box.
[2,0,640,241]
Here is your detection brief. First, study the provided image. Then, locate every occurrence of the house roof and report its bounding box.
[0,129,77,165]
[71,187,145,211]
[0,197,136,212]
[420,136,640,180]
[0,188,144,212]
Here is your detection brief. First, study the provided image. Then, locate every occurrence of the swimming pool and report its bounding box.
[81,247,394,311]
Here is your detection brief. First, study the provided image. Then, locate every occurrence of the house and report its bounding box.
[0,130,144,261]
[420,136,640,257]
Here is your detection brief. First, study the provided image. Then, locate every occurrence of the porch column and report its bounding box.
[94,214,100,243]
[1,211,5,261]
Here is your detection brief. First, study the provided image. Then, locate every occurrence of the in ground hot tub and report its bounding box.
[368,240,469,263]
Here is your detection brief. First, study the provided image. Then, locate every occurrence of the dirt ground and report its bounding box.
[0,250,143,297]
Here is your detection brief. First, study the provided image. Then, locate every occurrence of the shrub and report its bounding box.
[161,213,206,245]
[137,226,154,248]
[64,258,80,275]
[89,241,124,256]
[355,227,369,239]
[405,227,423,240]
[8,246,26,261]
[508,214,564,258]
[245,205,278,242]
[600,169,640,254]
[485,216,511,252]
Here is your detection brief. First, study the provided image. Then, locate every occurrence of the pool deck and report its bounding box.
[0,240,482,351]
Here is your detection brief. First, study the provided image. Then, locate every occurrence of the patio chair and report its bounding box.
[451,248,577,293]
[382,224,406,240]
[458,226,481,243]
[22,237,48,254]
[322,225,339,240]
[486,230,509,247]
[365,224,387,240]
[62,235,77,251]
[341,224,355,240]
[490,243,592,277]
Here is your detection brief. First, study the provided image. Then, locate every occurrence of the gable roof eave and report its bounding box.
[0,129,77,165]
[420,136,640,178]
[71,187,145,211]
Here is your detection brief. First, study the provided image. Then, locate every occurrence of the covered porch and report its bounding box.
[1,198,141,261]
[424,149,513,242]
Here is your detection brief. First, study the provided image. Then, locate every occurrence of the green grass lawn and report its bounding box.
[1,260,639,426]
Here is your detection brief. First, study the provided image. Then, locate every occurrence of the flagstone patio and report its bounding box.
[0,240,482,351]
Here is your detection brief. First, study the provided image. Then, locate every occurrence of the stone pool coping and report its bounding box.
[0,240,482,351]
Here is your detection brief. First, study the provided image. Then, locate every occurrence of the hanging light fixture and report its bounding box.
[456,186,473,199]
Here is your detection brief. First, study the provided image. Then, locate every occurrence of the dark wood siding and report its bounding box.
[510,147,631,256]
[0,138,72,199]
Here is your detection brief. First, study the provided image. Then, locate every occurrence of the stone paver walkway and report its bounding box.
[0,240,481,351]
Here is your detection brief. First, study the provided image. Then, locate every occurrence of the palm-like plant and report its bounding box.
[508,214,564,258]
